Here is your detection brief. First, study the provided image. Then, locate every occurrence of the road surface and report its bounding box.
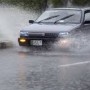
[0,47,90,90]
[0,5,90,90]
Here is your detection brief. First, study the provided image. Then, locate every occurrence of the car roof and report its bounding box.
[48,7,90,11]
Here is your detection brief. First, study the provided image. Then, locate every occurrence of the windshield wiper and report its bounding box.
[54,14,75,24]
[37,15,60,23]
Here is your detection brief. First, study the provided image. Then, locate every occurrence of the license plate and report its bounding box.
[31,40,42,46]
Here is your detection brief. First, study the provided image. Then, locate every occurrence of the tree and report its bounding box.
[1,0,90,10]
[51,0,64,7]
[72,0,90,6]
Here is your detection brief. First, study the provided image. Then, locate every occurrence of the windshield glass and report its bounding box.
[36,9,82,24]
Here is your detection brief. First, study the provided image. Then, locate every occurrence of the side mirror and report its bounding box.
[29,20,34,24]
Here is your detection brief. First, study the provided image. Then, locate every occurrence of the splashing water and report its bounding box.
[70,33,90,53]
[52,32,90,54]
[0,5,38,46]
[0,5,89,54]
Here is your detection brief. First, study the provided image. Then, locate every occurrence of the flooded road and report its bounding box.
[0,47,90,90]
[0,5,90,90]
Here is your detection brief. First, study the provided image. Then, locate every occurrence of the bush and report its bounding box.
[0,0,48,11]
[0,0,90,10]
[72,0,90,6]
[51,0,64,7]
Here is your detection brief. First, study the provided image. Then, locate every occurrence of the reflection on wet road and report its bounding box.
[1,5,90,90]
[0,47,90,90]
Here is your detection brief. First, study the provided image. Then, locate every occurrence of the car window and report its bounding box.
[85,12,90,21]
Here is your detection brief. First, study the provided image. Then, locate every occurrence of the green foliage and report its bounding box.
[0,0,90,10]
[30,0,48,10]
[51,0,64,7]
[72,0,90,6]
[0,0,48,11]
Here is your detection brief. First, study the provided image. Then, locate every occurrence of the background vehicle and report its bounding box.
[18,8,90,48]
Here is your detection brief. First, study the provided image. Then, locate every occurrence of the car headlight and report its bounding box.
[20,31,29,36]
[58,32,69,37]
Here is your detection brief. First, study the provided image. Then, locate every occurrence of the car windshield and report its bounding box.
[36,9,82,24]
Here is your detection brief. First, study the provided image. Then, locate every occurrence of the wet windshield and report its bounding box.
[36,9,82,24]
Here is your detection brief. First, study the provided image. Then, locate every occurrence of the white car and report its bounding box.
[18,7,90,48]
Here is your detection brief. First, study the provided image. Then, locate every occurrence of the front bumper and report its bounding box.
[18,37,57,47]
[18,37,72,48]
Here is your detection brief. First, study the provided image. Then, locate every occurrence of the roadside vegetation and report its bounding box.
[72,0,90,6]
[0,0,90,10]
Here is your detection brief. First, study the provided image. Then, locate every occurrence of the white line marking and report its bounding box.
[59,61,90,68]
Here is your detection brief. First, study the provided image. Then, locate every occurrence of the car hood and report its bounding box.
[22,23,80,33]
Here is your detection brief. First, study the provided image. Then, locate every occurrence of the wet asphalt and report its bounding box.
[1,5,90,90]
[0,47,90,90]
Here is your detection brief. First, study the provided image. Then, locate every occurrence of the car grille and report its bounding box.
[27,33,58,39]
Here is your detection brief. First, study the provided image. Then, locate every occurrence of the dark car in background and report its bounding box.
[18,8,90,48]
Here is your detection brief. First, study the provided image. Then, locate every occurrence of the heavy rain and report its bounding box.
[0,0,90,90]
